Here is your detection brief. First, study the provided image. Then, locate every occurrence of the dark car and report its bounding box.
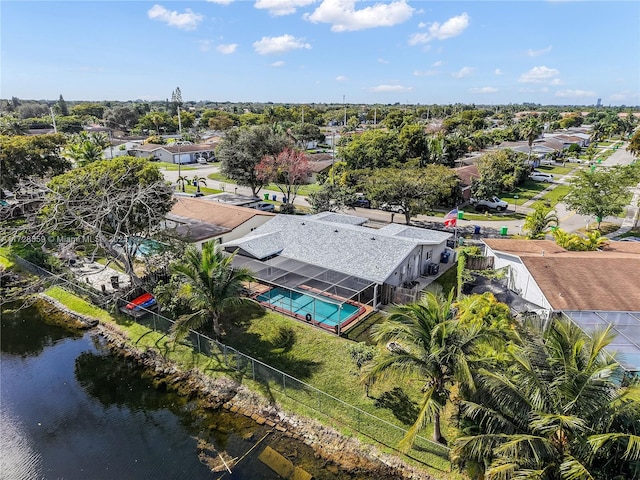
[351,197,371,208]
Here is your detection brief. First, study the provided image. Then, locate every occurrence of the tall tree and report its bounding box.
[367,291,503,448]
[0,134,69,192]
[564,166,637,229]
[28,157,175,286]
[520,117,543,163]
[217,125,290,197]
[55,94,69,116]
[170,241,255,339]
[452,318,640,480]
[256,147,311,211]
[337,129,403,170]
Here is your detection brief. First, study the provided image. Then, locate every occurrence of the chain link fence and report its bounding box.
[8,254,451,468]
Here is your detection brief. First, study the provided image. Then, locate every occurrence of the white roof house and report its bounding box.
[223,212,452,308]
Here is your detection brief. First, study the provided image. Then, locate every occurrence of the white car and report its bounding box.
[470,196,508,212]
[530,171,554,182]
[380,203,406,214]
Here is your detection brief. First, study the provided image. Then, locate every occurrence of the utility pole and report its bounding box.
[171,87,183,187]
[50,107,57,133]
[343,94,346,127]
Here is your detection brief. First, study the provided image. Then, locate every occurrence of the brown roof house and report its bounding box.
[483,239,640,372]
[165,196,275,249]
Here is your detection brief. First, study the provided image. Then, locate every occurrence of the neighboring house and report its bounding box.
[305,152,334,184]
[129,143,216,164]
[165,196,275,249]
[482,238,640,373]
[544,133,589,148]
[454,164,480,201]
[222,212,453,309]
[103,140,144,160]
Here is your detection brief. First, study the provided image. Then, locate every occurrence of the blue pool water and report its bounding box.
[257,288,359,326]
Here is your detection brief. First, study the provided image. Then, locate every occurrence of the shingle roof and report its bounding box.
[223,213,451,284]
[484,239,640,311]
[169,196,274,230]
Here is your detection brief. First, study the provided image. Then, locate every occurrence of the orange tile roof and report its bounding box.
[484,239,640,311]
[170,196,274,230]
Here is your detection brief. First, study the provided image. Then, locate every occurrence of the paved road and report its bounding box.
[161,143,638,235]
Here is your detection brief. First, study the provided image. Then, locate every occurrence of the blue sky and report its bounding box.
[2,1,639,106]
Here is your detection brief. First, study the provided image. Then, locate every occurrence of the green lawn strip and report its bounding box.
[206,172,321,197]
[43,286,453,472]
[535,165,574,175]
[178,185,224,195]
[618,228,640,239]
[159,164,197,171]
[500,180,549,205]
[529,184,572,210]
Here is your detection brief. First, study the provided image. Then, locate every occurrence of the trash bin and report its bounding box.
[474,225,481,235]
[283,196,287,203]
[457,211,464,220]
[272,194,277,201]
[500,226,508,236]
[263,193,269,200]
[440,251,450,264]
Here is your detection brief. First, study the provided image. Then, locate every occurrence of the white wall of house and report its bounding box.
[384,242,447,287]
[487,249,553,310]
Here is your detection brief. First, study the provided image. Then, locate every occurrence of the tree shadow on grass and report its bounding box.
[374,387,420,426]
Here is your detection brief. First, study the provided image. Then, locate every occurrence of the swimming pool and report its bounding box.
[256,287,360,328]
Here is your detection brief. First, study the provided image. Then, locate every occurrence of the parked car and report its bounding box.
[380,203,406,214]
[250,202,276,212]
[351,196,371,208]
[470,196,508,212]
[530,171,554,182]
[197,157,208,164]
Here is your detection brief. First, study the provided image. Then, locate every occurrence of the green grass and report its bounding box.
[206,172,321,197]
[159,164,197,171]
[618,228,640,239]
[43,286,454,475]
[536,165,574,175]
[500,180,550,206]
[176,185,224,195]
[530,184,571,210]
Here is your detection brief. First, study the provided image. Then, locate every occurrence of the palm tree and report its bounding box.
[523,204,559,239]
[452,317,640,480]
[176,175,189,193]
[190,175,207,194]
[367,290,499,448]
[521,117,543,163]
[170,241,255,339]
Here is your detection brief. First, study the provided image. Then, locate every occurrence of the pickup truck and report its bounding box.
[470,196,508,212]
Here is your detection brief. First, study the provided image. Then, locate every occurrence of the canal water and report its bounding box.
[0,302,361,480]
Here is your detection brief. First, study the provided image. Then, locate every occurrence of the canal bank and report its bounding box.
[35,292,440,480]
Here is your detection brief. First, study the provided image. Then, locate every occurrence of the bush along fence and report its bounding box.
[10,255,452,469]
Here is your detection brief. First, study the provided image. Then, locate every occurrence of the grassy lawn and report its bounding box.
[207,172,321,197]
[536,165,574,175]
[618,228,640,239]
[576,222,620,236]
[500,180,550,206]
[45,285,455,475]
[159,164,197,171]
[176,185,224,195]
[530,184,571,210]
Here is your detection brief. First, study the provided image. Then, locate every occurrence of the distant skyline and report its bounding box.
[2,1,639,106]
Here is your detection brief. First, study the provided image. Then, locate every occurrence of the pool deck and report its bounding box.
[251,284,371,335]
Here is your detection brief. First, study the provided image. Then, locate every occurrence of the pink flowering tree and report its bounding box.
[256,148,311,212]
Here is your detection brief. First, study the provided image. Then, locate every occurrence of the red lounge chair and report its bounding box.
[126,293,154,310]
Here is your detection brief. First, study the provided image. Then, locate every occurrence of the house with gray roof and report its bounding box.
[222,212,452,309]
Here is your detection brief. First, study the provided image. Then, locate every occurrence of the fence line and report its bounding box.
[9,254,451,466]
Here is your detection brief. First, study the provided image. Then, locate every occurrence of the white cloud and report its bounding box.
[271,60,286,67]
[367,84,413,93]
[469,87,498,94]
[409,12,469,45]
[609,91,640,102]
[414,70,439,76]
[432,60,443,67]
[519,66,560,83]
[305,0,414,32]
[255,0,317,16]
[217,43,238,54]
[452,66,473,78]
[418,21,427,28]
[550,78,562,86]
[527,45,552,57]
[199,40,212,52]
[253,34,311,55]
[336,75,348,81]
[147,4,203,30]
[555,89,597,98]
[207,0,234,4]
[378,58,389,64]
[494,68,503,75]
